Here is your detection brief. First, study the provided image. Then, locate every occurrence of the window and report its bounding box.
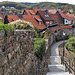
[52,17,54,19]
[32,17,34,19]
[24,17,26,19]
[66,21,68,23]
[45,15,49,17]
[39,21,41,24]
[50,21,53,24]
[29,21,32,24]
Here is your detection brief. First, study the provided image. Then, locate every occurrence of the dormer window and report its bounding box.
[29,21,32,24]
[50,21,53,24]
[52,17,54,19]
[39,21,41,24]
[24,17,26,19]
[45,15,49,17]
[32,17,34,19]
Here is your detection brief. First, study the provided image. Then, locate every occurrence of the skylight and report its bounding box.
[45,15,49,17]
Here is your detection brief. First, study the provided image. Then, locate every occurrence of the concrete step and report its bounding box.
[46,72,70,75]
[50,56,61,64]
[48,64,65,72]
[69,74,73,75]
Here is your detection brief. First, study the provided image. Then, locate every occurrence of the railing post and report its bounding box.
[63,39,65,64]
[74,57,75,75]
[69,59,71,73]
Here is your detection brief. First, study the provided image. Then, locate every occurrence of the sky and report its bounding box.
[0,0,75,5]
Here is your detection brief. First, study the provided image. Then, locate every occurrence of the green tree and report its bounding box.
[65,36,75,53]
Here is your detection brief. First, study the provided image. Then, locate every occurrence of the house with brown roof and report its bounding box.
[22,15,46,29]
[4,15,20,24]
[56,10,74,25]
[36,10,56,27]
[36,10,63,26]
[36,10,62,32]
[5,14,46,29]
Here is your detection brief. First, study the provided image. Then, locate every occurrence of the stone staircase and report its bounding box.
[46,41,73,75]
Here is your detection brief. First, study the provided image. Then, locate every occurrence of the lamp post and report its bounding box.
[63,31,66,63]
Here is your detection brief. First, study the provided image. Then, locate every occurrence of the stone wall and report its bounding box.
[55,28,75,36]
[63,28,75,36]
[0,30,56,75]
[0,30,34,75]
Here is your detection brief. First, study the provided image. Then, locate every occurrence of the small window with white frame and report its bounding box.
[39,21,41,24]
[45,15,49,17]
[50,21,53,24]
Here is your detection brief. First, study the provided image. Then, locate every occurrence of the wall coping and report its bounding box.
[0,30,34,36]
[14,30,34,32]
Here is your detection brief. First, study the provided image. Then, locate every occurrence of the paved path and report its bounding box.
[46,40,73,75]
[51,40,67,56]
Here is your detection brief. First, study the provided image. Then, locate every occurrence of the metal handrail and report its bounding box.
[62,56,75,75]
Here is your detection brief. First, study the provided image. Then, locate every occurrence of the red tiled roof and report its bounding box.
[58,10,73,20]
[28,10,35,15]
[49,14,63,25]
[67,13,75,17]
[33,8,40,13]
[74,19,75,24]
[37,10,63,25]
[49,26,60,32]
[0,15,4,23]
[61,26,72,29]
[33,16,42,21]
[38,10,54,21]
[22,15,46,29]
[24,9,36,15]
[48,9,57,14]
[8,15,19,23]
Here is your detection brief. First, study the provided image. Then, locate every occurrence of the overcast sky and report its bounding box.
[0,0,75,5]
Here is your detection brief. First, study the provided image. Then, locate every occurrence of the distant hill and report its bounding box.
[0,1,75,10]
[30,2,75,10]
[21,2,36,6]
[0,1,29,10]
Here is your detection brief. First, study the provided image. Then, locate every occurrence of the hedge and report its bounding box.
[0,21,14,31]
[34,38,46,60]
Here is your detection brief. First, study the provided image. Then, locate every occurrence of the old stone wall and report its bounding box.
[0,30,56,75]
[0,30,34,75]
[63,28,75,36]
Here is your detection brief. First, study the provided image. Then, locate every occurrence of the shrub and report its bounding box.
[33,27,40,38]
[34,38,46,60]
[65,36,75,53]
[0,21,14,31]
[44,30,51,39]
[9,19,34,30]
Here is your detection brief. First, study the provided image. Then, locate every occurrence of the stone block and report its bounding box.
[0,68,3,75]
[8,53,12,60]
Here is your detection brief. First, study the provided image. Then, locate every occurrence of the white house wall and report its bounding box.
[64,19,71,25]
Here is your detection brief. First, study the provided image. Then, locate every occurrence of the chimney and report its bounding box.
[46,9,48,13]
